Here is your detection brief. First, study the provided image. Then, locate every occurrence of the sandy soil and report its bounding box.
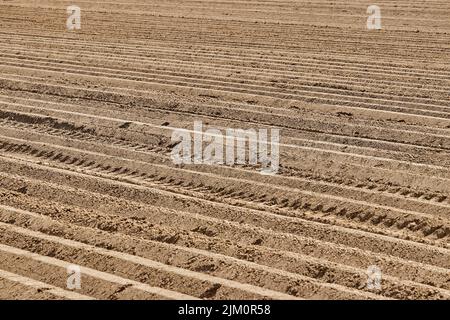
[0,0,449,300]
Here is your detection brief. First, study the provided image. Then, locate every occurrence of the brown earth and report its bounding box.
[0,0,449,300]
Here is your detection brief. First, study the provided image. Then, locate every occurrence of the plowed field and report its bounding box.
[0,0,449,300]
